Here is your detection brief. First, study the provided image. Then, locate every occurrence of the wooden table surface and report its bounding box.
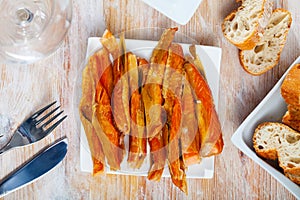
[1,0,300,199]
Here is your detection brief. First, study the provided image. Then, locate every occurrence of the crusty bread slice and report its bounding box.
[253,122,300,184]
[281,64,300,106]
[239,9,292,75]
[286,105,300,120]
[222,0,273,50]
[282,105,300,132]
[281,63,300,132]
[285,172,300,185]
[282,113,300,133]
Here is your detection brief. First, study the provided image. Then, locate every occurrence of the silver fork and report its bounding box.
[0,101,67,154]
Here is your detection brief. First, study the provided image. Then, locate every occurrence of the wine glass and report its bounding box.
[0,0,72,64]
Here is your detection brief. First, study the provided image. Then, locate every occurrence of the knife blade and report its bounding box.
[0,138,68,197]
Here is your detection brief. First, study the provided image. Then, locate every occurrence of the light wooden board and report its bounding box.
[0,0,299,199]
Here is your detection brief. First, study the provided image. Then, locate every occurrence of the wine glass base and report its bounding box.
[0,0,72,64]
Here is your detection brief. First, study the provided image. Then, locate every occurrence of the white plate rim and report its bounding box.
[231,56,300,199]
[141,0,203,25]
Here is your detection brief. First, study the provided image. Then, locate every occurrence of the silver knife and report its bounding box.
[0,138,68,197]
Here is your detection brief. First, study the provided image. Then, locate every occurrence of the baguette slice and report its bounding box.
[239,9,292,75]
[281,64,300,106]
[281,63,300,132]
[282,113,300,133]
[282,105,300,132]
[285,105,300,120]
[285,172,300,185]
[222,0,273,50]
[253,122,300,184]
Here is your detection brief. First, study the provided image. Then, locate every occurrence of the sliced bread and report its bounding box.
[281,63,300,132]
[253,122,300,184]
[281,63,300,106]
[282,105,300,132]
[285,172,300,185]
[286,105,300,120]
[282,112,300,133]
[222,0,273,50]
[239,9,292,75]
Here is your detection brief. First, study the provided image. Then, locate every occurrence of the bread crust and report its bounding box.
[253,122,278,160]
[239,50,279,76]
[222,10,262,50]
[281,63,300,105]
[253,122,300,185]
[281,63,300,132]
[285,172,300,185]
[282,111,300,132]
[239,9,292,75]
[222,0,273,50]
[239,50,280,76]
[287,105,300,120]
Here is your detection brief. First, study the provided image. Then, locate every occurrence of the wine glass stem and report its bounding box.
[16,8,34,24]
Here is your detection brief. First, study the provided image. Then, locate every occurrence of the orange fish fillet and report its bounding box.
[162,44,187,194]
[89,41,124,170]
[93,80,124,170]
[147,129,167,181]
[143,28,178,181]
[89,48,113,96]
[83,47,115,173]
[188,45,206,79]
[100,30,131,134]
[79,65,105,175]
[184,62,223,157]
[143,27,178,138]
[181,76,201,166]
[127,53,147,169]
[168,100,187,194]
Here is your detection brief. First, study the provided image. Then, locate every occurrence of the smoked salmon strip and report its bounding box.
[184,62,223,157]
[162,43,187,194]
[181,75,201,166]
[127,54,148,169]
[100,30,131,135]
[142,28,178,181]
[79,64,105,175]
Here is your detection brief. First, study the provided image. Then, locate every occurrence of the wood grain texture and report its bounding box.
[0,0,299,199]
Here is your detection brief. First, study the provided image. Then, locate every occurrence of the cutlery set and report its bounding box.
[0,101,67,197]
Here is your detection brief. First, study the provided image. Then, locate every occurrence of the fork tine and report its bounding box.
[35,106,61,126]
[41,110,64,128]
[31,101,57,119]
[43,115,67,135]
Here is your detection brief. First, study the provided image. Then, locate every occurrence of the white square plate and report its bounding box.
[231,56,300,198]
[79,37,222,178]
[141,0,203,25]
